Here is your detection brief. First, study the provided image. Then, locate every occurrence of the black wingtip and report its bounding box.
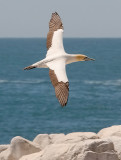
[61,103,67,108]
[52,12,59,16]
[24,66,36,70]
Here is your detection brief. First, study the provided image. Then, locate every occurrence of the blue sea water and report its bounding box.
[0,38,121,144]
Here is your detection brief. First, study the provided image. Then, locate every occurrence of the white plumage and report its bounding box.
[47,29,65,57]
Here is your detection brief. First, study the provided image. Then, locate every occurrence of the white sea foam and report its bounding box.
[84,79,121,86]
[1,79,121,86]
[0,79,49,84]
[0,80,8,83]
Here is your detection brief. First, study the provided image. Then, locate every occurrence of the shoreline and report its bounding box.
[0,125,121,160]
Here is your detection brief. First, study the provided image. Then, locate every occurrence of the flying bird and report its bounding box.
[24,12,95,107]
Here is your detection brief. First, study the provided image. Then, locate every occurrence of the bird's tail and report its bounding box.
[24,65,36,70]
[24,59,48,70]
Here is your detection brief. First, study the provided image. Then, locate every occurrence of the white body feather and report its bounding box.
[29,29,77,83]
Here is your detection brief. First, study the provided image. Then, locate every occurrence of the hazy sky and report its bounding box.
[0,0,121,38]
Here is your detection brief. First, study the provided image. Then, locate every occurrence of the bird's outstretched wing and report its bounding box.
[46,12,69,106]
[49,12,63,32]
[49,69,69,107]
[46,12,65,56]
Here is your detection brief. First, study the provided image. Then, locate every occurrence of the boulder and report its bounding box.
[2,126,121,160]
[33,133,65,149]
[33,134,50,149]
[20,139,119,160]
[105,136,121,160]
[33,132,98,146]
[98,125,121,138]
[0,136,41,160]
[49,133,65,143]
[54,132,98,144]
[0,145,9,153]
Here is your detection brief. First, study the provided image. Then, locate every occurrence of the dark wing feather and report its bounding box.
[55,82,69,107]
[49,12,63,31]
[46,12,64,50]
[49,69,69,107]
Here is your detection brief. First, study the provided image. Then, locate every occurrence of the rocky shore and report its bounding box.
[0,125,121,160]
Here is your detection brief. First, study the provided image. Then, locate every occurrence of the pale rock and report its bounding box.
[33,133,65,149]
[98,125,121,138]
[49,133,65,143]
[0,145,9,153]
[20,139,119,160]
[105,136,121,160]
[82,151,119,160]
[0,136,41,160]
[54,132,98,144]
[33,132,98,147]
[1,126,121,160]
[33,134,50,149]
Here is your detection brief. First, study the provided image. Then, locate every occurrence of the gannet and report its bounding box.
[24,12,95,107]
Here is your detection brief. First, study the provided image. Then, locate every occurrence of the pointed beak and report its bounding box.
[84,57,95,61]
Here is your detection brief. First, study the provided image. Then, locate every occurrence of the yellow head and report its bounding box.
[76,54,95,61]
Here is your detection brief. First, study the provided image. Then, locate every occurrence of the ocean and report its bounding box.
[0,38,121,144]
